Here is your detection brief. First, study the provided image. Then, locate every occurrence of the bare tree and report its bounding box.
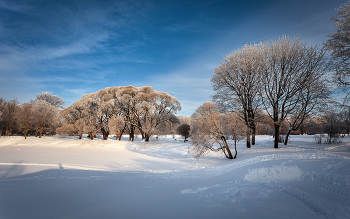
[191,102,235,159]
[3,98,19,136]
[321,111,343,143]
[284,79,330,145]
[212,43,264,148]
[35,92,65,109]
[0,98,4,136]
[32,100,57,138]
[260,36,328,148]
[167,114,180,138]
[225,112,246,155]
[327,1,350,91]
[16,103,33,139]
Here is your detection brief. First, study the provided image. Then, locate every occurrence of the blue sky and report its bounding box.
[0,0,348,115]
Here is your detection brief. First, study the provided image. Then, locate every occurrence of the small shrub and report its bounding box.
[176,123,190,142]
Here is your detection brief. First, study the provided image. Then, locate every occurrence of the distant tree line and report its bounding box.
[0,92,64,138]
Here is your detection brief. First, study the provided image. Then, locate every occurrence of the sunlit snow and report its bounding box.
[0,135,349,219]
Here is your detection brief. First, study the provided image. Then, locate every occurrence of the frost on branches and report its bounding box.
[191,102,245,159]
[59,86,181,142]
[327,1,350,88]
[212,36,328,149]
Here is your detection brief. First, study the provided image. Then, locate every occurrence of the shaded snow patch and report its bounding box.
[244,165,303,183]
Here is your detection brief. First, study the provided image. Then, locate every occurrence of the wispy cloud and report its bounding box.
[0,0,32,12]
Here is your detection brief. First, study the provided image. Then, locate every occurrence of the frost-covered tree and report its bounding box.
[56,122,76,136]
[35,92,65,109]
[59,100,87,139]
[16,103,33,139]
[74,118,85,139]
[80,94,99,140]
[225,112,246,152]
[166,113,180,138]
[30,93,65,138]
[108,115,124,140]
[59,86,181,141]
[327,1,350,89]
[134,87,181,141]
[32,99,57,138]
[260,36,328,149]
[212,43,264,148]
[3,98,19,136]
[284,79,330,145]
[191,102,235,159]
[176,123,190,142]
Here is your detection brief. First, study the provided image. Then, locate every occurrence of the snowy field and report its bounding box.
[0,135,349,219]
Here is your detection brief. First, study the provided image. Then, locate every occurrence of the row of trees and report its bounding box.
[58,86,181,142]
[2,2,350,160]
[211,36,329,149]
[0,92,64,138]
[188,1,350,158]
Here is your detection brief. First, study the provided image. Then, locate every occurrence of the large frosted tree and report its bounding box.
[32,92,64,138]
[212,43,264,148]
[260,36,328,148]
[213,36,328,149]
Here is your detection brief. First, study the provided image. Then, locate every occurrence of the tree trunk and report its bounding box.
[118,126,126,140]
[274,125,280,149]
[250,112,255,145]
[103,131,109,140]
[129,125,135,141]
[246,129,251,148]
[144,133,150,142]
[284,129,292,145]
[117,132,122,140]
[222,137,234,159]
[233,139,237,159]
[39,132,42,138]
[251,125,256,146]
[100,126,109,140]
[79,134,82,139]
[137,121,144,140]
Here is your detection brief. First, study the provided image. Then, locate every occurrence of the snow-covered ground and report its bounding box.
[0,135,349,219]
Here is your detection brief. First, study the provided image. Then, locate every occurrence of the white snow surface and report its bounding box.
[0,134,349,219]
[244,165,304,183]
